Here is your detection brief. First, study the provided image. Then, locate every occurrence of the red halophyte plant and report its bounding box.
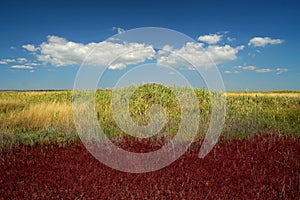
[0,134,299,199]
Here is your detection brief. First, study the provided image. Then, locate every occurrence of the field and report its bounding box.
[0,84,300,199]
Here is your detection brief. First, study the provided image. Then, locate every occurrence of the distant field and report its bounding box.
[227,91,300,98]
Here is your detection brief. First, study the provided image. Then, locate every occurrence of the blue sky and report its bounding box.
[0,0,299,91]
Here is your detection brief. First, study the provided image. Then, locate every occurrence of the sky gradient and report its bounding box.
[0,0,299,91]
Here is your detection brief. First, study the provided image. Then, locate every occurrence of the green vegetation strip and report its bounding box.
[1,84,299,149]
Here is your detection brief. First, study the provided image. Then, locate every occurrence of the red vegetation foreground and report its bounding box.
[1,134,299,199]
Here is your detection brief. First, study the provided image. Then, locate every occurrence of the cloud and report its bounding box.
[157,42,244,68]
[17,58,27,63]
[234,65,256,70]
[224,70,240,74]
[4,59,16,63]
[29,70,35,73]
[12,35,242,70]
[26,62,40,66]
[10,46,16,50]
[112,27,125,34]
[230,65,288,74]
[255,68,272,73]
[10,65,33,69]
[242,65,256,70]
[248,37,283,47]
[0,58,16,64]
[198,34,223,44]
[227,37,235,42]
[36,35,155,69]
[22,44,39,52]
[275,68,288,74]
[107,45,156,69]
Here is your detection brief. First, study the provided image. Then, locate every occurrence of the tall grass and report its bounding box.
[0,85,299,149]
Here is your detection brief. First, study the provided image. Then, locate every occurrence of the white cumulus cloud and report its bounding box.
[198,34,223,44]
[230,65,288,74]
[248,37,283,47]
[224,70,240,74]
[26,62,40,66]
[13,35,244,70]
[36,35,155,69]
[17,58,27,63]
[255,68,272,73]
[22,44,39,52]
[0,58,16,64]
[234,65,256,70]
[157,42,244,68]
[10,65,34,69]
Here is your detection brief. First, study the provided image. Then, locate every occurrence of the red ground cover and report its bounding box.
[1,134,299,199]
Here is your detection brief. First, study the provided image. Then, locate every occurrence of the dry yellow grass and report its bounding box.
[1,102,74,134]
[226,92,300,98]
